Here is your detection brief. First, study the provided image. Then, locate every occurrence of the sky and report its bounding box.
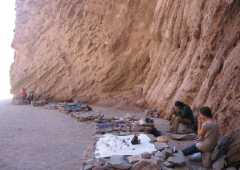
[0,1,15,99]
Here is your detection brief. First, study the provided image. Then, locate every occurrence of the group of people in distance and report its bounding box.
[12,88,35,105]
[170,101,220,167]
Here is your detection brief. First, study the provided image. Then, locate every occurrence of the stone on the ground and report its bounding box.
[83,159,95,170]
[45,102,65,110]
[177,124,194,134]
[96,117,133,134]
[169,133,196,141]
[127,155,142,164]
[141,152,152,159]
[96,122,113,134]
[154,150,168,161]
[155,143,169,151]
[145,109,161,118]
[83,158,109,170]
[63,102,92,113]
[124,113,137,121]
[72,112,103,122]
[131,159,159,170]
[212,156,226,170]
[45,103,58,110]
[107,155,131,170]
[165,151,186,167]
[32,99,48,107]
[163,161,175,168]
[131,123,144,132]
[164,148,174,157]
[83,164,94,170]
[157,136,169,143]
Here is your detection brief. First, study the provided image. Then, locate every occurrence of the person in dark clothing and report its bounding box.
[26,91,34,103]
[170,101,195,133]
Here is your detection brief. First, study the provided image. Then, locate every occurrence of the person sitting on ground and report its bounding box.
[12,88,31,105]
[20,88,27,100]
[170,101,195,133]
[26,91,34,103]
[182,107,220,156]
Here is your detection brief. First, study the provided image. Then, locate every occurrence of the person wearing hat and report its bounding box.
[182,106,220,156]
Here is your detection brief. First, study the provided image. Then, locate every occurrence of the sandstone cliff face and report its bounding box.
[11,0,240,133]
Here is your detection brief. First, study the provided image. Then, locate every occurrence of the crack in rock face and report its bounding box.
[11,0,240,133]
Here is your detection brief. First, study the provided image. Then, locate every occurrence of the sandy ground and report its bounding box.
[0,100,95,170]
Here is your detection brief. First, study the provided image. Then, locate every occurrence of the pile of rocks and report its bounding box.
[45,102,66,110]
[82,143,188,170]
[45,102,92,112]
[96,117,161,136]
[63,102,92,113]
[96,117,135,134]
[44,102,102,122]
[71,112,104,122]
[145,108,161,118]
[31,99,48,107]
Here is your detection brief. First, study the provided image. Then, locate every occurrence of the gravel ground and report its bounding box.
[0,100,95,170]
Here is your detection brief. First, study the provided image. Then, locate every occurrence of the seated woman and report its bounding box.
[182,106,220,157]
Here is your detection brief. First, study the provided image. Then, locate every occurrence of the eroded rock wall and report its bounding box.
[11,0,240,133]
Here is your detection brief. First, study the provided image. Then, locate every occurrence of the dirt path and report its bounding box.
[0,100,95,170]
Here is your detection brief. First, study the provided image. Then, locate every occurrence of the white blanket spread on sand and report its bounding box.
[95,134,156,158]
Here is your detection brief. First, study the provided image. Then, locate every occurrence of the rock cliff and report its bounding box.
[11,0,240,133]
